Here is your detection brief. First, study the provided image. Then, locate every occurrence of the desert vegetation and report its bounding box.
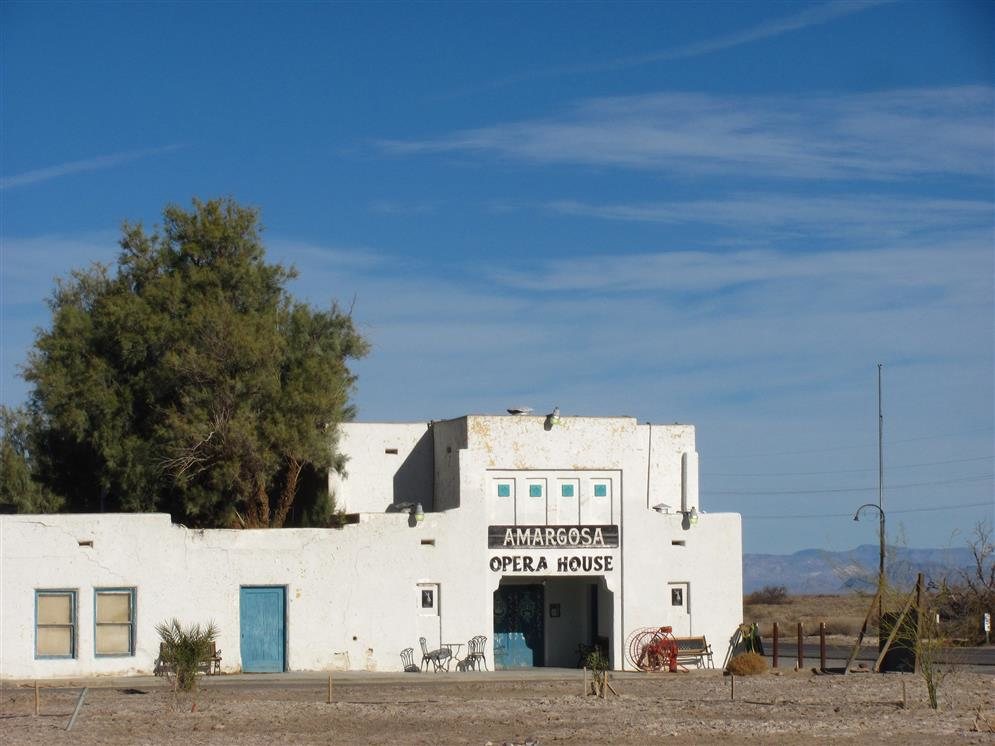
[744,593,871,638]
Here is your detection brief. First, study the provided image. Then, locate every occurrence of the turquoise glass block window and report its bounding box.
[529,484,543,498]
[561,484,574,497]
[594,483,608,498]
[497,483,511,498]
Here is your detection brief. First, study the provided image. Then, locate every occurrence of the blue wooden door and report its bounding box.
[240,586,285,672]
[493,585,544,668]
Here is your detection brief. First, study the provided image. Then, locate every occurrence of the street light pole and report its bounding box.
[877,363,885,621]
[854,503,886,626]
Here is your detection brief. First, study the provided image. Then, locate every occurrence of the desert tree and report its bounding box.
[25,197,367,527]
[0,405,63,513]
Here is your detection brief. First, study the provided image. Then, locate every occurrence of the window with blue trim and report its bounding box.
[497,483,511,498]
[561,484,574,497]
[529,483,543,498]
[594,483,608,498]
[35,590,76,658]
[95,588,135,656]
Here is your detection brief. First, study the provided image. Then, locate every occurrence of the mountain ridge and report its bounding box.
[744,544,977,594]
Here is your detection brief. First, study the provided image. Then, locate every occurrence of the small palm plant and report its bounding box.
[155,619,219,693]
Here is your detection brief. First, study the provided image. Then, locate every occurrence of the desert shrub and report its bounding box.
[745,586,789,605]
[155,618,219,691]
[585,649,611,697]
[931,524,994,645]
[726,652,768,676]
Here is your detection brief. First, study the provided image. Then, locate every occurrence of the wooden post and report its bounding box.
[66,688,87,732]
[772,622,779,669]
[845,586,882,675]
[583,667,588,696]
[796,622,804,669]
[327,672,333,703]
[901,679,907,709]
[914,573,924,675]
[819,622,827,672]
[34,682,39,716]
[730,673,735,700]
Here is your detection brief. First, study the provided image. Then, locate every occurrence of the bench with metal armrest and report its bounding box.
[672,636,713,668]
[154,641,222,676]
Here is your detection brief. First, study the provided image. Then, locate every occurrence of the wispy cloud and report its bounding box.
[383,86,994,180]
[488,241,992,305]
[545,194,993,243]
[529,0,892,78]
[0,145,184,190]
[0,232,120,305]
[368,200,441,216]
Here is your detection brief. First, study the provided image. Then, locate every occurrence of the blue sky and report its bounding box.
[2,1,992,555]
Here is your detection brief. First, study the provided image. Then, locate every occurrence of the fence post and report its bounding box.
[772,622,779,669]
[819,622,826,672]
[796,622,804,669]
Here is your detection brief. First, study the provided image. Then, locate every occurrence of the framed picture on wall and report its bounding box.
[671,588,683,606]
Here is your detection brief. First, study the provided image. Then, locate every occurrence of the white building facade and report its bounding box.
[1,414,742,679]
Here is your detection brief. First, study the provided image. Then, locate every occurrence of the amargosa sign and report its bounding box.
[488,524,619,549]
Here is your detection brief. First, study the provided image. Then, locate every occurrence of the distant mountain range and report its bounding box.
[744,544,978,595]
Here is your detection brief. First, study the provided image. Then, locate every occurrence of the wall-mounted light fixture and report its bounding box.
[652,503,672,514]
[395,501,425,523]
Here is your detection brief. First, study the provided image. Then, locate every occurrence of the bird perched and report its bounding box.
[507,406,533,415]
[548,406,561,426]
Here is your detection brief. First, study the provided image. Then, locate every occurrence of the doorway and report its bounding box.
[239,586,286,672]
[493,583,545,668]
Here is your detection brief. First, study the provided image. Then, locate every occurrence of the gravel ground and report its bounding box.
[2,669,993,745]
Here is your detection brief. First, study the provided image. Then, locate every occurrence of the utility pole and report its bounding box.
[877,363,885,625]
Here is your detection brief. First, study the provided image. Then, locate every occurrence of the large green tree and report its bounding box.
[0,405,63,513]
[24,198,367,527]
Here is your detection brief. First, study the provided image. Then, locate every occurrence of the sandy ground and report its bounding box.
[2,669,993,745]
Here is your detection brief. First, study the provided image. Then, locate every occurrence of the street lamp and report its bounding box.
[853,503,885,622]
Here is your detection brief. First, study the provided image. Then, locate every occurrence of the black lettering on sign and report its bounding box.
[491,554,615,573]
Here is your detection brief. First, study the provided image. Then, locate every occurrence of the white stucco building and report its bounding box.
[1,414,742,679]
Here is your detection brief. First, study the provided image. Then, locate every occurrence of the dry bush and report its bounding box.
[726,652,768,676]
[745,585,789,605]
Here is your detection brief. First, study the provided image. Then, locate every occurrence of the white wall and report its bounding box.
[328,422,433,512]
[2,414,742,679]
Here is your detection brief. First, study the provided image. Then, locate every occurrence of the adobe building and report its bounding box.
[1,414,742,679]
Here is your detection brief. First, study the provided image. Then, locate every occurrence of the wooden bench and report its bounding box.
[154,641,222,676]
[673,636,714,668]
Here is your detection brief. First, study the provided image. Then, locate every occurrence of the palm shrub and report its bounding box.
[155,618,219,692]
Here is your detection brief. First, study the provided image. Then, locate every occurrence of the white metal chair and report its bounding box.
[467,635,488,671]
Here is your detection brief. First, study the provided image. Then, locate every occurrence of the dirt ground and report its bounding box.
[3,669,993,745]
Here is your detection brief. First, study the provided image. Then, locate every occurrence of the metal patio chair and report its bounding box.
[419,637,451,672]
[400,647,420,673]
[467,635,488,671]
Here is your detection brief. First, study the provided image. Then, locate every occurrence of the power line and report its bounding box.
[707,426,993,460]
[704,455,992,478]
[704,474,993,496]
[744,500,993,520]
